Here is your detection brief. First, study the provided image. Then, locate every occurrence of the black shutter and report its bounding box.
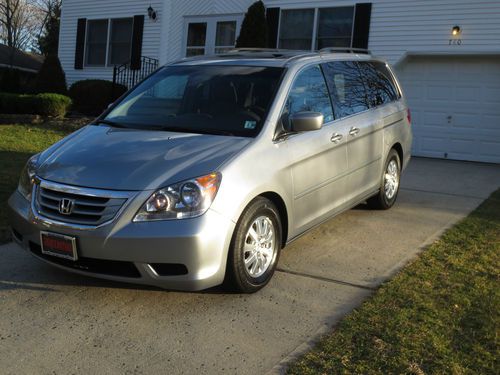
[266,7,280,48]
[352,3,372,49]
[130,15,145,70]
[74,18,87,69]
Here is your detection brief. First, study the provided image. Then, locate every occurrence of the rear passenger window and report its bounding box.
[358,61,399,107]
[322,61,370,118]
[283,65,334,127]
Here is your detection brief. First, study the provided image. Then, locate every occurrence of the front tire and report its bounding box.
[225,197,282,293]
[367,149,401,210]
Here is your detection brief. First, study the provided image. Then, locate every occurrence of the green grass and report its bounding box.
[288,190,500,374]
[0,123,75,244]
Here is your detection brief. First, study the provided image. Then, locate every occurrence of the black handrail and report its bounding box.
[112,56,159,93]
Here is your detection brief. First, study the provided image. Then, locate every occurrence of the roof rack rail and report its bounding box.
[226,48,308,54]
[319,47,371,54]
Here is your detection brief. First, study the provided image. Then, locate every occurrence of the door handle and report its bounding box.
[349,127,360,136]
[330,133,343,143]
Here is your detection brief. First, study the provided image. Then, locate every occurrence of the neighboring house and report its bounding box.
[0,44,44,73]
[58,0,500,163]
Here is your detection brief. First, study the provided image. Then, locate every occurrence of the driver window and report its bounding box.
[283,65,334,129]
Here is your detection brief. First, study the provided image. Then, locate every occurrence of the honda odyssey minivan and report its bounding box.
[8,49,412,293]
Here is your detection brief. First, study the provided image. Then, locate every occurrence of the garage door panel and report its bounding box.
[398,56,500,163]
[482,114,500,130]
[483,87,500,103]
[456,85,480,102]
[427,85,452,100]
[453,113,479,128]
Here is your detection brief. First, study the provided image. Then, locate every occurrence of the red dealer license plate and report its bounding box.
[40,231,78,261]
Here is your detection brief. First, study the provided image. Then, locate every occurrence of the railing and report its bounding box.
[112,56,159,92]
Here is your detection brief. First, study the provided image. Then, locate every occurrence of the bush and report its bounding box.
[0,68,21,93]
[35,55,67,95]
[0,92,72,117]
[235,1,268,48]
[69,79,127,115]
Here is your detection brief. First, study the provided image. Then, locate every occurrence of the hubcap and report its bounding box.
[384,159,399,200]
[243,216,276,278]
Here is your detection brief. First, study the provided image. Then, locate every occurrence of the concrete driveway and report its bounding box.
[1,158,499,374]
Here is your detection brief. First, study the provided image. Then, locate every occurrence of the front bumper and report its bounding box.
[7,190,235,291]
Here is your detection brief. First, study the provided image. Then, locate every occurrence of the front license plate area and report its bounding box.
[40,231,78,261]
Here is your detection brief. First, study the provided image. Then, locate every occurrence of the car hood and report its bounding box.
[37,125,252,190]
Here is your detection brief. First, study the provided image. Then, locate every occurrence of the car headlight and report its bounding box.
[133,172,222,221]
[18,153,40,201]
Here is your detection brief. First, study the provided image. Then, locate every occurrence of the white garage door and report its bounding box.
[397,55,500,163]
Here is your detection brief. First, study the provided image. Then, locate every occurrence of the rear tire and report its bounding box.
[367,149,401,210]
[224,197,282,293]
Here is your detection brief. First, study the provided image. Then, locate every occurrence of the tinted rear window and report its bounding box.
[322,61,370,118]
[358,61,399,107]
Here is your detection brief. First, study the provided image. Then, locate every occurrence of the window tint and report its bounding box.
[283,65,334,127]
[358,61,399,107]
[322,61,370,118]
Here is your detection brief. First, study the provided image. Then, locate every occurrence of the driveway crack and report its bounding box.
[276,268,376,291]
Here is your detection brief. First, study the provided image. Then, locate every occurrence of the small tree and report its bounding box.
[38,1,61,56]
[35,54,67,94]
[235,1,268,49]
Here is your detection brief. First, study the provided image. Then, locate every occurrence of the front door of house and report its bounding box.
[184,15,243,57]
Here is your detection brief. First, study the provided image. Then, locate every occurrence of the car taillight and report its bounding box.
[406,108,411,125]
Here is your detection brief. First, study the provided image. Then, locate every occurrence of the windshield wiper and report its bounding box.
[94,119,129,128]
[156,126,234,136]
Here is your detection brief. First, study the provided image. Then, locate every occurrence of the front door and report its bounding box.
[285,65,350,235]
[184,16,243,57]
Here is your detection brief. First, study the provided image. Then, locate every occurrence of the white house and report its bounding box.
[58,0,500,163]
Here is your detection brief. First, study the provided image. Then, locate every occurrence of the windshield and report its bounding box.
[104,65,284,137]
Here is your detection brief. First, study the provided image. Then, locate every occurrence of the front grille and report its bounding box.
[35,183,128,226]
[29,242,141,278]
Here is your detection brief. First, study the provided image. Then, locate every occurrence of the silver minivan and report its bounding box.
[8,49,412,293]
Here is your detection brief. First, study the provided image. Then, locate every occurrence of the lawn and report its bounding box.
[0,123,75,244]
[287,189,500,374]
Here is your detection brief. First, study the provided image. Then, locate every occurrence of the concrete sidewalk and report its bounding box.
[0,158,499,374]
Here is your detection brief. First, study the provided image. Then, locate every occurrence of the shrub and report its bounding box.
[235,1,268,48]
[0,92,72,117]
[0,68,21,93]
[35,55,67,95]
[69,79,127,115]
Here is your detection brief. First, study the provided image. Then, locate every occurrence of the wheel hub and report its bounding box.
[243,216,275,278]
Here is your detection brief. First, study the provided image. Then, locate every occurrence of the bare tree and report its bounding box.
[0,0,43,51]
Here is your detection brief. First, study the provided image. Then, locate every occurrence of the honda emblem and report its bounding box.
[59,198,74,215]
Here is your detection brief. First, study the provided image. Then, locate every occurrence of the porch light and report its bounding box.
[148,5,157,21]
[451,26,461,36]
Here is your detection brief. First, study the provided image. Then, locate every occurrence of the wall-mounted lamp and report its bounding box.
[452,26,461,36]
[148,5,157,21]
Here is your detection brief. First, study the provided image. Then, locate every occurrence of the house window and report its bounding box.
[316,7,354,49]
[85,19,108,66]
[278,7,355,51]
[186,22,207,57]
[215,21,237,54]
[85,18,133,66]
[278,9,315,50]
[108,18,133,65]
[184,16,243,57]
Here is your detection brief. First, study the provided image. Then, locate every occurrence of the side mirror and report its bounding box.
[290,111,324,132]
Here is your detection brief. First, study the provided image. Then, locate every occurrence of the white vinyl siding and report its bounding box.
[59,0,163,85]
[59,0,500,81]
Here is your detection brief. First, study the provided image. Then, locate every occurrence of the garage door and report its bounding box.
[397,55,500,163]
